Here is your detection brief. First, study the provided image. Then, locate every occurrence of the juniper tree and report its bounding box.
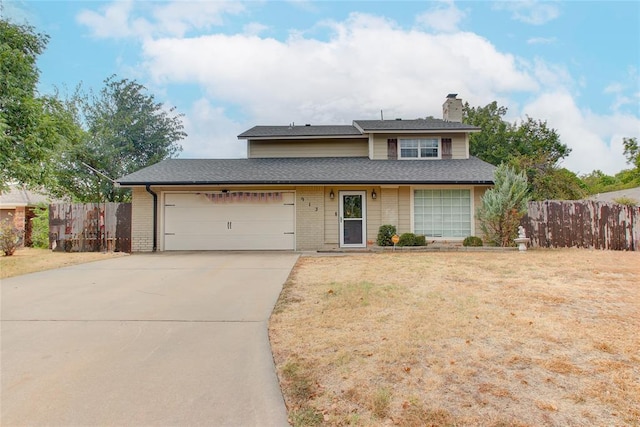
[477,164,530,247]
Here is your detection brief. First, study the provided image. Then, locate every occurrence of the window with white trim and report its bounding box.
[399,138,440,159]
[414,189,471,238]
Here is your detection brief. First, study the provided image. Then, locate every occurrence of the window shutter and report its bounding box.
[442,138,452,159]
[387,139,397,159]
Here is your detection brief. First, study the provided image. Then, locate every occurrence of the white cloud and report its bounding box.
[521,91,639,175]
[493,1,560,25]
[180,99,247,159]
[416,1,467,33]
[603,66,640,113]
[527,36,556,45]
[141,12,537,125]
[77,0,244,39]
[243,22,269,37]
[76,0,139,39]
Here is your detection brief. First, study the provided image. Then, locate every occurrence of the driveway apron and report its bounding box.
[1,252,299,426]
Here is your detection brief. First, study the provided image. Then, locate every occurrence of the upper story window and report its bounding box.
[399,138,440,159]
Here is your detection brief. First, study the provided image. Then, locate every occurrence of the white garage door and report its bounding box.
[163,192,295,250]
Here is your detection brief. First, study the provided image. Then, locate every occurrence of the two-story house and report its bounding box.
[117,94,496,252]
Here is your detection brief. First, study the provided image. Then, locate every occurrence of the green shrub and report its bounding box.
[30,204,49,249]
[397,233,427,247]
[0,219,23,256]
[613,196,639,207]
[376,224,397,246]
[463,236,483,247]
[477,164,530,247]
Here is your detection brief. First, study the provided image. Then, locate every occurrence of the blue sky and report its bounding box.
[5,0,640,175]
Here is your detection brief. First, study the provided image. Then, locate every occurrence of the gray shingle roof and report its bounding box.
[354,118,480,132]
[238,118,480,139]
[238,125,362,139]
[118,157,495,186]
[0,185,62,207]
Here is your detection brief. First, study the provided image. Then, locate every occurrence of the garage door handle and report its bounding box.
[165,233,175,235]
[284,232,294,235]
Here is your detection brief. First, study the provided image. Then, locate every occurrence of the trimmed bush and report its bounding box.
[376,224,397,246]
[397,233,427,247]
[0,219,23,256]
[463,236,483,247]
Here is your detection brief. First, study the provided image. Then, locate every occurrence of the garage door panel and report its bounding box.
[163,192,295,251]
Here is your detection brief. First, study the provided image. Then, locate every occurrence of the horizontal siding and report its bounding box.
[398,186,411,234]
[381,187,399,227]
[371,135,388,160]
[248,138,368,158]
[450,134,467,159]
[367,188,381,244]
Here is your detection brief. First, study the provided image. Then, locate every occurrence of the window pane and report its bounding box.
[343,195,362,219]
[414,190,471,238]
[401,138,439,158]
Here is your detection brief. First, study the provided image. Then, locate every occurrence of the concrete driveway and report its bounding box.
[1,252,299,426]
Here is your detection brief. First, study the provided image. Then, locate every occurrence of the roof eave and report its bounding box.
[359,128,481,134]
[119,179,494,187]
[237,134,366,141]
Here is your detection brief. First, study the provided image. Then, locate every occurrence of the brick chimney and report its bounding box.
[442,93,463,122]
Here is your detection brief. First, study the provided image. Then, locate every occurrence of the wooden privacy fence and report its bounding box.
[49,203,132,253]
[521,200,640,251]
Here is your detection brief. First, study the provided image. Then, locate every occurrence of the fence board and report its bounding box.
[49,203,131,253]
[522,200,639,251]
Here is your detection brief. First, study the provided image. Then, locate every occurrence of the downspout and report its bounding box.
[145,184,158,252]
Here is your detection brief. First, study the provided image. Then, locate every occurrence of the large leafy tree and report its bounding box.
[0,20,76,192]
[622,137,639,181]
[463,102,583,200]
[54,76,187,202]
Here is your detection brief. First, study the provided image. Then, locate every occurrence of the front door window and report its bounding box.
[340,191,366,247]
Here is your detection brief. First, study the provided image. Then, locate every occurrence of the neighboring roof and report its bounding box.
[588,186,640,204]
[238,125,363,139]
[0,185,60,208]
[353,118,480,132]
[238,118,480,139]
[118,157,496,186]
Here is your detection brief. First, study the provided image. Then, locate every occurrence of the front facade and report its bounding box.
[118,95,495,252]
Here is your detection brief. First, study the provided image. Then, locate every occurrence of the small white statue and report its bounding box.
[515,226,530,251]
[518,225,527,239]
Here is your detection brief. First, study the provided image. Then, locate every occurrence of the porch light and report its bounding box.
[329,189,335,199]
[371,189,377,200]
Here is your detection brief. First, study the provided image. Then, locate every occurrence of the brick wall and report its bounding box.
[295,186,324,250]
[131,187,154,252]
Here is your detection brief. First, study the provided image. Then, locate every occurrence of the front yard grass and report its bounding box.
[269,250,640,426]
[0,247,126,279]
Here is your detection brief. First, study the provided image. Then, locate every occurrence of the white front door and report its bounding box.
[339,191,366,248]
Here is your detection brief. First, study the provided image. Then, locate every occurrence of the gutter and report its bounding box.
[145,184,158,252]
[123,180,495,186]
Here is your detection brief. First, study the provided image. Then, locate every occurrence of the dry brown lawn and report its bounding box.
[0,247,126,279]
[269,249,640,426]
